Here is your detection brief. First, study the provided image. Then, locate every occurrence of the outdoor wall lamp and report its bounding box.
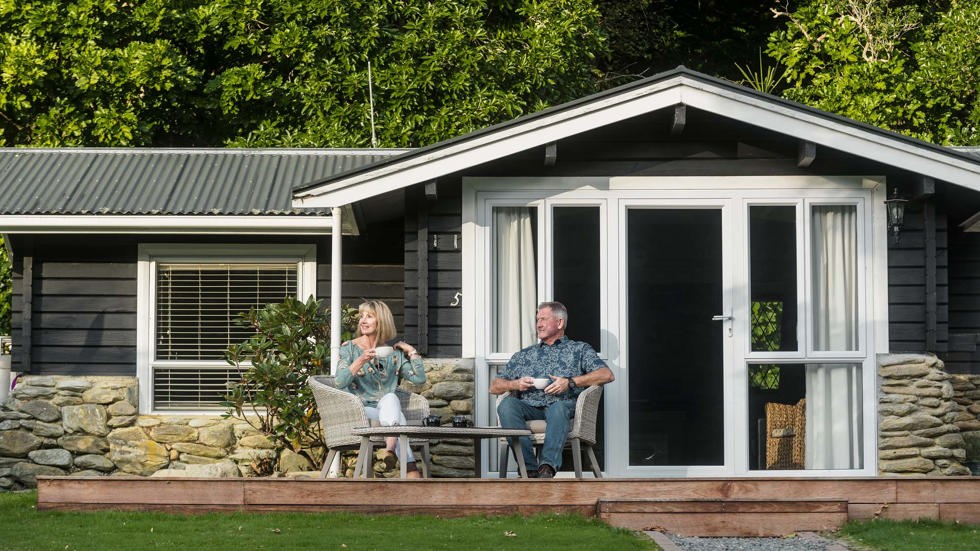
[884,187,908,243]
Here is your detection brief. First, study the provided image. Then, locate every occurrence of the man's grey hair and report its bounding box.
[537,301,568,323]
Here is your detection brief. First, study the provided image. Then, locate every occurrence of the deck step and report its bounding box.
[597,498,848,537]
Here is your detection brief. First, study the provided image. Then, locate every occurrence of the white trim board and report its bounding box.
[0,214,358,235]
[293,71,980,209]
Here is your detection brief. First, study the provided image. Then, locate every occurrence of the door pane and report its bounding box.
[553,206,601,351]
[748,362,863,470]
[811,205,858,352]
[491,207,538,353]
[628,209,724,466]
[749,206,798,353]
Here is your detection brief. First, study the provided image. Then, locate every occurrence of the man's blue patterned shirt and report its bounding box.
[500,335,607,407]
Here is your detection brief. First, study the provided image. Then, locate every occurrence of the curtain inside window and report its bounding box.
[806,205,862,469]
[492,207,537,352]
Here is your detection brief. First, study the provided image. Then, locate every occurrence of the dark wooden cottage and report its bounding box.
[4,67,980,477]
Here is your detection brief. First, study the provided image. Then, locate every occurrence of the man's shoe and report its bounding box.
[525,467,540,478]
[536,464,556,479]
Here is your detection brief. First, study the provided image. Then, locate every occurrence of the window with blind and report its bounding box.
[138,244,316,412]
[151,264,297,409]
[155,264,297,361]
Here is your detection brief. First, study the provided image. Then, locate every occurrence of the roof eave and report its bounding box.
[291,72,980,209]
[0,213,358,235]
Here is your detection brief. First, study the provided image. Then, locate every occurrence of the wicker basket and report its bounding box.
[764,398,805,470]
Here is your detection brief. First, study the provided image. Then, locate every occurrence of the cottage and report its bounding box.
[3,67,980,484]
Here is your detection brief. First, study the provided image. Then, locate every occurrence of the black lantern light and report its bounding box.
[884,187,908,243]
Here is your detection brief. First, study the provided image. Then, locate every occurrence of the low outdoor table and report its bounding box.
[351,425,533,479]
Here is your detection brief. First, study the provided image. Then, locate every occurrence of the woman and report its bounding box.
[335,300,426,477]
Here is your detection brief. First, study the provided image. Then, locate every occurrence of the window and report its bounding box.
[488,203,604,356]
[747,201,865,471]
[137,244,317,412]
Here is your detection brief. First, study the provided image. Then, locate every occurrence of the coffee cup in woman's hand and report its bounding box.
[374,346,394,358]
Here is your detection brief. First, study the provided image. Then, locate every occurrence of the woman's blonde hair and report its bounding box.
[356,300,397,344]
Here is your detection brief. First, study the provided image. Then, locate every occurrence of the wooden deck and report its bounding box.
[36,476,980,537]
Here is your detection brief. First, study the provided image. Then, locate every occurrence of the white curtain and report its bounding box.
[493,207,537,352]
[806,205,862,469]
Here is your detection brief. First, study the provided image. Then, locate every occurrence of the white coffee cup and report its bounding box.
[532,378,550,389]
[374,346,394,358]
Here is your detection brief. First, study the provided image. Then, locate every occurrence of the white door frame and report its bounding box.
[463,176,886,478]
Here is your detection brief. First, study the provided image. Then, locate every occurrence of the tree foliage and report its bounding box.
[766,0,980,145]
[0,0,606,148]
[595,0,782,85]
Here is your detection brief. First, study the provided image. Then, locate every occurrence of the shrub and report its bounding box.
[223,296,358,473]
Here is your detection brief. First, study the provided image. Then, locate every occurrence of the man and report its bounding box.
[490,301,615,478]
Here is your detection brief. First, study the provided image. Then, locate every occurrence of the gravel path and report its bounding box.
[646,531,851,551]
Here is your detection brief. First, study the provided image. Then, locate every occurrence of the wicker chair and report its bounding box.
[307,375,431,478]
[496,384,604,478]
[764,398,806,470]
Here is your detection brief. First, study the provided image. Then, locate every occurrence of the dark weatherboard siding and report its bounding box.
[12,259,137,375]
[404,182,463,358]
[9,234,403,375]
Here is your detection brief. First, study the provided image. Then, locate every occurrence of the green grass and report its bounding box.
[838,517,980,551]
[0,491,658,551]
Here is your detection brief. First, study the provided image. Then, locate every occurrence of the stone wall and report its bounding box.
[950,372,980,474]
[878,354,972,475]
[0,359,476,490]
[6,354,980,488]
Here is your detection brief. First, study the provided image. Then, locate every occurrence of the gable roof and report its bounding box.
[0,148,408,234]
[291,66,980,209]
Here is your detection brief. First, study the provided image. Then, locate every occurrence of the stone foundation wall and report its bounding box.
[0,359,475,490]
[6,354,980,488]
[878,354,972,476]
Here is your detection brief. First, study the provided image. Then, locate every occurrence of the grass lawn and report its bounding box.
[837,517,980,551]
[0,491,659,551]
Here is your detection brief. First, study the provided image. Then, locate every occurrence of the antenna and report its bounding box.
[367,61,378,148]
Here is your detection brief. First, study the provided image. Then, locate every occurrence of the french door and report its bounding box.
[467,176,883,478]
[622,202,733,475]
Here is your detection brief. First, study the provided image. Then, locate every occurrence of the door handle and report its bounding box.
[711,315,733,321]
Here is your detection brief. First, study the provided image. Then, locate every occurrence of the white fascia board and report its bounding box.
[293,75,980,209]
[0,215,338,234]
[292,83,687,208]
[677,80,980,189]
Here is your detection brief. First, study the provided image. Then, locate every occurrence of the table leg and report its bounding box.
[355,437,372,478]
[399,434,409,479]
[510,439,529,478]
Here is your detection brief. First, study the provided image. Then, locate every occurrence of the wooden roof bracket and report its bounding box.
[797,140,816,168]
[915,175,935,199]
[671,104,686,136]
[544,142,557,166]
[424,179,438,200]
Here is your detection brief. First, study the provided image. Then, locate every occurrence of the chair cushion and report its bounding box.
[526,420,547,433]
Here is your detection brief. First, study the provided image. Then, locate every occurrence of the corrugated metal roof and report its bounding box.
[0,148,411,216]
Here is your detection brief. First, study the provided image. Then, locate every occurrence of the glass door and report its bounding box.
[626,206,729,471]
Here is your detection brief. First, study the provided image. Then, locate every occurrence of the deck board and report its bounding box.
[36,476,980,536]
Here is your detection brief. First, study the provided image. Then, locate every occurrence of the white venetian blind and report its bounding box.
[155,263,297,361]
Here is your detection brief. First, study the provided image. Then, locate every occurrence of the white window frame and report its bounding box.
[136,243,317,414]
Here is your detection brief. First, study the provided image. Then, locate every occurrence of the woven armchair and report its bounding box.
[308,375,431,478]
[497,383,604,478]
